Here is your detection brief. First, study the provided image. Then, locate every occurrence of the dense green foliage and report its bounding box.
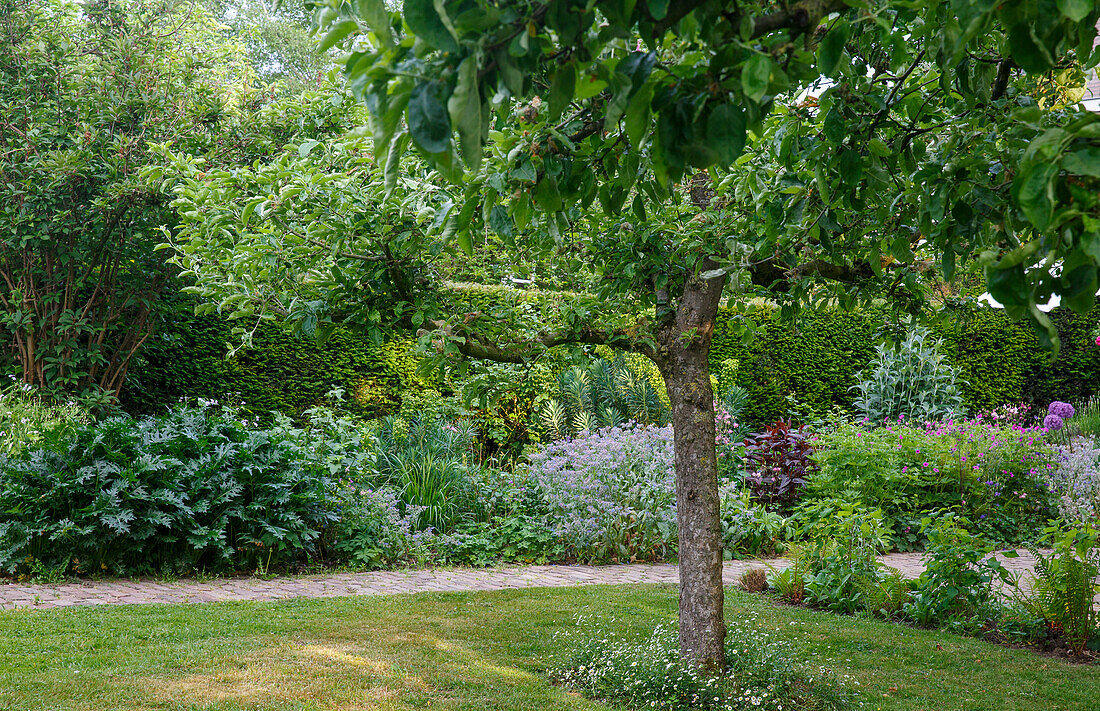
[127,298,1100,436]
[711,302,1100,426]
[0,0,254,403]
[0,406,335,576]
[797,421,1058,551]
[123,310,423,421]
[0,380,87,457]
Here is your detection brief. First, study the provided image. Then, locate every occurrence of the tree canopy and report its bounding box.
[165,0,1100,669]
[303,0,1100,348]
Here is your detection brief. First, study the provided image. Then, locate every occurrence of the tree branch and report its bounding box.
[424,318,656,363]
[657,0,847,39]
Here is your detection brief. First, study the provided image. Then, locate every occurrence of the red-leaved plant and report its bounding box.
[742,420,817,510]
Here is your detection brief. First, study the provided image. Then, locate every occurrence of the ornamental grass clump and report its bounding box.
[549,616,854,711]
[527,423,676,562]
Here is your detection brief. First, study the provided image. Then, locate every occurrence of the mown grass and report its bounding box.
[0,584,1097,711]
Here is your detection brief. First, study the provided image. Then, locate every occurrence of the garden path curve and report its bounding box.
[0,550,1057,611]
[0,552,1051,611]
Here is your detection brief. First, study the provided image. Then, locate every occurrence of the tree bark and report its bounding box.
[653,262,727,671]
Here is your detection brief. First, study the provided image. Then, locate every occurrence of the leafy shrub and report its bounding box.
[802,420,1058,549]
[0,405,334,576]
[903,515,1005,628]
[801,510,890,614]
[742,420,816,510]
[527,423,676,563]
[537,354,669,440]
[851,327,966,424]
[1012,524,1100,655]
[550,617,854,711]
[0,380,88,457]
[720,487,795,558]
[325,486,432,568]
[435,467,565,565]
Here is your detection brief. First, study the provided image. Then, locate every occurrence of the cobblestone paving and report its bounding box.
[0,550,1063,611]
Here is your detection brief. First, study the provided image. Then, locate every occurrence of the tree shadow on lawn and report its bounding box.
[0,585,1098,710]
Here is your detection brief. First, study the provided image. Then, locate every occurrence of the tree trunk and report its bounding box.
[653,262,727,671]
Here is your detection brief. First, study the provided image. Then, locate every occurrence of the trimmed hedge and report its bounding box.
[713,302,1100,424]
[123,292,1100,433]
[122,314,422,421]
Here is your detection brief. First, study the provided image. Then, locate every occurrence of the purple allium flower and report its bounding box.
[1043,413,1064,431]
[1048,401,1075,419]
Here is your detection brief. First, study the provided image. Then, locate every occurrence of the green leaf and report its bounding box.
[1061,262,1098,313]
[942,247,955,281]
[1029,304,1061,355]
[494,50,524,97]
[1057,0,1092,22]
[647,0,669,21]
[489,205,513,238]
[428,199,455,233]
[868,138,891,157]
[355,0,393,46]
[383,132,410,197]
[298,140,321,157]
[617,52,657,94]
[403,0,458,52]
[318,19,359,53]
[818,20,849,77]
[1013,162,1058,231]
[456,228,473,256]
[548,63,576,122]
[1007,23,1053,74]
[1063,148,1100,178]
[408,82,451,154]
[706,104,746,166]
[986,263,1030,307]
[447,59,483,168]
[624,82,653,150]
[240,198,264,227]
[631,194,647,222]
[575,75,608,100]
[742,54,772,103]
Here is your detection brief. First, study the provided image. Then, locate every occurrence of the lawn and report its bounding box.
[1,585,1097,711]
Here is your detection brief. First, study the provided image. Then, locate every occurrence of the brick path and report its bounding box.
[0,550,1052,611]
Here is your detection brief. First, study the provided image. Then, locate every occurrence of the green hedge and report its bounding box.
[712,302,1100,424]
[124,292,1100,433]
[122,314,422,421]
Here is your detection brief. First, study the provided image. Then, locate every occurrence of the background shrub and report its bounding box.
[798,421,1058,550]
[0,380,88,457]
